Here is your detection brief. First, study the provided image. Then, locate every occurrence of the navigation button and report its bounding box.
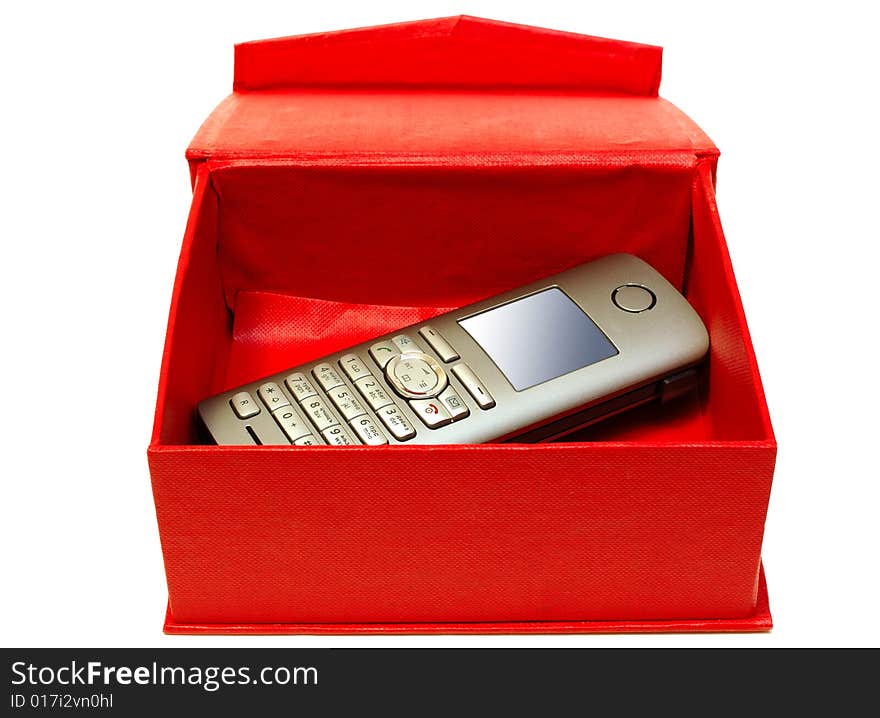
[385,351,447,399]
[392,356,438,394]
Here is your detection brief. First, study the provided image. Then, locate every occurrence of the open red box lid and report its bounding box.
[187,15,716,168]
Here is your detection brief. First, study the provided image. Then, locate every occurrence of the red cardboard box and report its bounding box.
[148,16,776,634]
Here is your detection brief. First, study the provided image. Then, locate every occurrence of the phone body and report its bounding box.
[198,253,709,446]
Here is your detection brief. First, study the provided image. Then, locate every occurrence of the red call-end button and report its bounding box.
[409,398,453,428]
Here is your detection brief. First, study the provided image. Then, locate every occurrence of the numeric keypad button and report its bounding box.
[258,382,290,411]
[313,363,345,392]
[376,405,417,441]
[322,424,359,446]
[294,434,322,446]
[300,396,337,432]
[339,354,372,382]
[350,416,388,446]
[272,406,310,441]
[285,372,318,401]
[354,376,394,411]
[327,385,367,422]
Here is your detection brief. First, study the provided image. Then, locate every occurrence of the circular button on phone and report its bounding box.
[385,351,448,399]
[612,284,656,313]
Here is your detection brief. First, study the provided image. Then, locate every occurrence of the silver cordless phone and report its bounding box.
[198,254,709,446]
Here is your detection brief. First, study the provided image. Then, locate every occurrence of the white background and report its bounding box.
[1,1,877,648]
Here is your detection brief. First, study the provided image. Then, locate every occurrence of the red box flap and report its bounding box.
[188,16,715,165]
[234,15,662,93]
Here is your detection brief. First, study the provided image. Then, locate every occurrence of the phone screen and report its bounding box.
[458,287,618,391]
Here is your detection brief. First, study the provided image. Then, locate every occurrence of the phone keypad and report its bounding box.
[227,321,483,442]
[289,359,395,445]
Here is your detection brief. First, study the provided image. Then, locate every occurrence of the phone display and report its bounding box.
[458,287,618,391]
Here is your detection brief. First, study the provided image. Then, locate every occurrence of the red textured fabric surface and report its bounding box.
[209,162,695,310]
[225,292,453,388]
[164,566,771,634]
[148,18,775,632]
[188,94,712,163]
[232,16,663,93]
[150,438,773,624]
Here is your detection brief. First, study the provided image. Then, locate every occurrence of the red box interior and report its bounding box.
[149,17,775,632]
